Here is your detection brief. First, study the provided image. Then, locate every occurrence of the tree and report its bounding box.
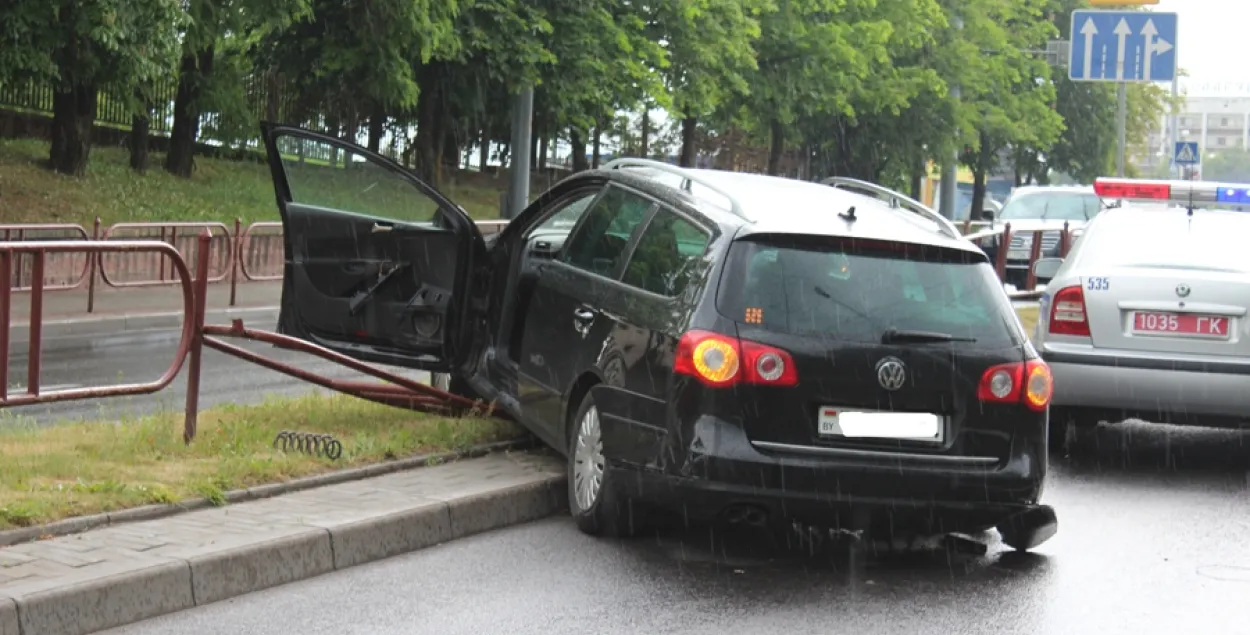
[0,0,183,175]
[648,0,764,167]
[952,0,1063,214]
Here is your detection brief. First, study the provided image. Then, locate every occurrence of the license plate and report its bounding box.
[1131,311,1230,339]
[817,408,944,443]
[1007,249,1030,261]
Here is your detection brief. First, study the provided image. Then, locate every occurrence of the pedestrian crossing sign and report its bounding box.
[1174,142,1200,166]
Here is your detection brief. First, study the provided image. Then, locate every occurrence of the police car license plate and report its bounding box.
[817,408,944,442]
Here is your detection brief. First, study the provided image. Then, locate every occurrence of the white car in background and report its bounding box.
[1032,177,1250,444]
[985,185,1103,288]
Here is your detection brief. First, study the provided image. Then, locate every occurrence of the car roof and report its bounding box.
[592,166,981,255]
[1072,202,1250,269]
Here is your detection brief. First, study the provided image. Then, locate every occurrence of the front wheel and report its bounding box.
[567,391,643,538]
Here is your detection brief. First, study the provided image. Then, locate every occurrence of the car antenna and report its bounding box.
[839,206,857,222]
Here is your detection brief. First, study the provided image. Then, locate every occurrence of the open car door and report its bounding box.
[259,123,485,371]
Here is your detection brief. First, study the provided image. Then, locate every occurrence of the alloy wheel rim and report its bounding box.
[572,406,605,513]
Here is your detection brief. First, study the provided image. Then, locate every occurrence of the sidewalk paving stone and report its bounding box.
[0,450,566,635]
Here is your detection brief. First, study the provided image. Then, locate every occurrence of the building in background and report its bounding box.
[1139,81,1250,176]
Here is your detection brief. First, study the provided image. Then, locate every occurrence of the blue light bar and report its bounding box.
[1216,187,1250,205]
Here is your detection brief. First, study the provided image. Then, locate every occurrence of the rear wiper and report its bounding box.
[881,328,976,344]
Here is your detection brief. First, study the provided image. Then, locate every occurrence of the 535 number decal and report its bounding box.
[1086,276,1110,291]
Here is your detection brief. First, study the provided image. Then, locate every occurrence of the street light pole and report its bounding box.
[938,14,963,220]
[506,87,535,219]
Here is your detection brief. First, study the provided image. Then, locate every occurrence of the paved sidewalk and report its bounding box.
[0,450,565,635]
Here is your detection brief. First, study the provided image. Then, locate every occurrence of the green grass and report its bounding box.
[1016,305,1039,337]
[0,138,508,227]
[0,392,522,529]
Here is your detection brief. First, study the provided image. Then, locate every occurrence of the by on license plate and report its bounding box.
[817,408,944,443]
[1131,311,1230,338]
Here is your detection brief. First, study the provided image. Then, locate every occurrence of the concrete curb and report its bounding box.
[8,306,281,346]
[0,456,568,635]
[0,436,540,548]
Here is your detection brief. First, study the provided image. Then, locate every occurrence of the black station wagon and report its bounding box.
[260,123,1059,552]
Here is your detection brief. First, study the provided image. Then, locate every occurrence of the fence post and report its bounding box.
[230,218,241,307]
[184,230,212,444]
[87,217,100,313]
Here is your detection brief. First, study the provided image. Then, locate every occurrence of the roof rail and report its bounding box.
[820,176,963,241]
[601,158,747,219]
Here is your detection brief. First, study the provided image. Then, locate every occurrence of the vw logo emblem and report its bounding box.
[1176,284,1191,298]
[875,357,907,392]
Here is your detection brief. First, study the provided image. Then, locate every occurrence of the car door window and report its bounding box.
[276,135,442,224]
[621,209,711,297]
[563,186,655,277]
[531,189,601,236]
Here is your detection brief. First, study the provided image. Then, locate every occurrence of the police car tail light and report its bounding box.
[976,360,1051,412]
[1048,285,1090,337]
[675,330,798,387]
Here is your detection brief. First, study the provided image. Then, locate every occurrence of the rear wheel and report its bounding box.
[567,391,643,538]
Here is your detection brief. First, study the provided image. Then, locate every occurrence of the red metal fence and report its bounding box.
[0,218,514,314]
[0,232,497,442]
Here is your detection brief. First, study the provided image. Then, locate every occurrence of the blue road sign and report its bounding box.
[1174,141,1200,166]
[1069,10,1178,83]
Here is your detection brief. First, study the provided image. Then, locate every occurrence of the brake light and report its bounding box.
[1093,179,1170,200]
[977,360,1052,412]
[1048,285,1090,337]
[674,330,798,387]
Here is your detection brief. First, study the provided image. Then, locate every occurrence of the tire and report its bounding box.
[567,391,643,538]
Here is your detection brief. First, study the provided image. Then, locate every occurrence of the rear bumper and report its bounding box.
[608,415,1046,531]
[1044,347,1250,425]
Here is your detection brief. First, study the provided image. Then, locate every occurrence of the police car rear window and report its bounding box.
[716,237,1022,348]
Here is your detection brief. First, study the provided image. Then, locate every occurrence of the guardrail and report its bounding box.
[0,233,495,443]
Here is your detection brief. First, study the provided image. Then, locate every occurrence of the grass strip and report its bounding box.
[0,392,521,530]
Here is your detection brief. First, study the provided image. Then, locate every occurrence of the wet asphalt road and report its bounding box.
[3,326,428,425]
[104,422,1250,635]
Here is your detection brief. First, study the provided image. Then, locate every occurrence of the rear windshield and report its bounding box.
[717,237,1021,347]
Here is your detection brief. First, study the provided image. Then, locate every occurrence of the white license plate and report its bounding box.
[817,408,944,443]
[1007,249,1030,261]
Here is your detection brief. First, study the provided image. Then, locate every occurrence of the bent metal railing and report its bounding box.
[0,240,196,406]
[0,232,499,444]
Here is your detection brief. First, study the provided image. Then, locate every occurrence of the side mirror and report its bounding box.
[1032,257,1063,280]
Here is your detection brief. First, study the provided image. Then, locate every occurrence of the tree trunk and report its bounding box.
[165,44,215,178]
[971,134,993,220]
[678,117,697,167]
[640,110,650,157]
[530,119,541,169]
[367,105,386,153]
[265,72,281,123]
[414,64,441,183]
[591,123,602,168]
[909,155,924,200]
[48,82,97,176]
[570,128,589,172]
[538,133,549,170]
[766,120,784,176]
[128,86,152,172]
[478,129,490,172]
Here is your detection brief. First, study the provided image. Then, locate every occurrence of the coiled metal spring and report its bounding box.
[273,430,343,460]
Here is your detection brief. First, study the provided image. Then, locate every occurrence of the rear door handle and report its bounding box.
[372,222,394,233]
[573,308,596,322]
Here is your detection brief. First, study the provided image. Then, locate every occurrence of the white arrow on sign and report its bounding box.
[1113,18,1132,80]
[1080,18,1098,79]
[1140,19,1173,81]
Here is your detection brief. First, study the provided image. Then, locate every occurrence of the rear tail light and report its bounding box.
[675,330,798,387]
[977,360,1053,412]
[1048,284,1090,336]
